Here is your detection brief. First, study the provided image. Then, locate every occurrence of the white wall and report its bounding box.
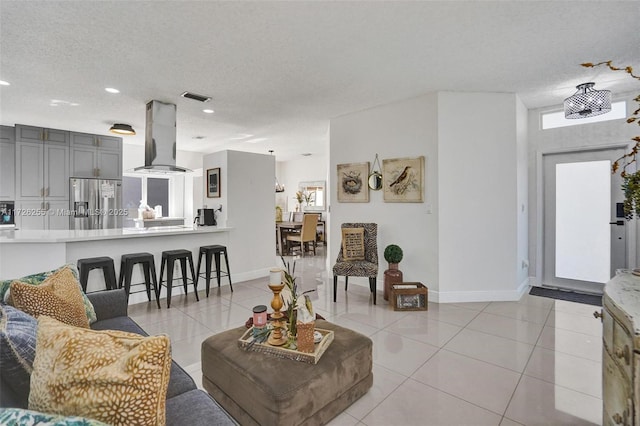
[330,91,527,302]
[438,92,526,302]
[527,91,639,282]
[277,155,328,216]
[202,150,274,283]
[330,93,439,295]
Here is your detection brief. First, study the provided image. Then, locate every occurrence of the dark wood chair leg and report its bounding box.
[333,275,338,302]
[345,276,349,291]
[369,277,377,305]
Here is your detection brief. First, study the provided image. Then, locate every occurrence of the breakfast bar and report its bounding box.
[0,226,233,303]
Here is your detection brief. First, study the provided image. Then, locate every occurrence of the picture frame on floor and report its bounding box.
[207,168,221,198]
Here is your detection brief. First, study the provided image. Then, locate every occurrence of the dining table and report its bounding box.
[275,221,303,255]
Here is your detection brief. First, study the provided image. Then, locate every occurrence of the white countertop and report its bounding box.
[0,225,231,243]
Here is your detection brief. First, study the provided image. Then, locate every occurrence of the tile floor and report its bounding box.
[128,249,603,426]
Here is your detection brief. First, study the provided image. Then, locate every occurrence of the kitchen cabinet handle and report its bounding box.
[97,168,100,176]
[44,130,48,141]
[96,138,100,147]
[615,345,631,365]
[45,187,49,197]
[40,130,44,141]
[593,310,603,320]
[40,188,44,197]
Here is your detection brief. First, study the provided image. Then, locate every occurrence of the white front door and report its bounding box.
[543,148,627,294]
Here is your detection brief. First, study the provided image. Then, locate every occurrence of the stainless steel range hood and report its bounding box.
[133,100,192,173]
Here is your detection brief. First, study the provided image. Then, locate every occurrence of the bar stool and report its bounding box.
[118,252,160,309]
[77,256,117,293]
[158,249,199,308]
[196,245,233,297]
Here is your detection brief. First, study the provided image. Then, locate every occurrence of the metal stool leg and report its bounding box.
[223,249,233,292]
[188,253,199,301]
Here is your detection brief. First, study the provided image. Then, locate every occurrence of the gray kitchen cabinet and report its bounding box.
[16,124,68,146]
[14,199,68,230]
[70,132,122,179]
[15,124,70,229]
[15,140,69,200]
[0,126,15,200]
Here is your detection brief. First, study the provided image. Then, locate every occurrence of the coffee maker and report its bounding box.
[195,208,216,226]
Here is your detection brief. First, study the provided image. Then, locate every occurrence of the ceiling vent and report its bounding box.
[180,91,211,103]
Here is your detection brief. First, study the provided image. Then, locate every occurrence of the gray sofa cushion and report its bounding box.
[166,389,235,426]
[0,304,37,407]
[91,315,197,399]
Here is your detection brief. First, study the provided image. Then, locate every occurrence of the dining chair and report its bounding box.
[285,214,319,256]
[333,223,378,304]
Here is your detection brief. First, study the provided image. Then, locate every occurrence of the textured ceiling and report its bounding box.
[1,1,638,161]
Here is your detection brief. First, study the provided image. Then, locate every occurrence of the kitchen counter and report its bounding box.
[0,225,229,243]
[0,225,233,301]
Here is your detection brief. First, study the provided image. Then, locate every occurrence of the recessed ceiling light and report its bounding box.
[105,87,120,94]
[0,80,10,86]
[203,109,214,114]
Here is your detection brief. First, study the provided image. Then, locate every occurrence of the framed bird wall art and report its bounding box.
[382,156,425,202]
[337,162,370,202]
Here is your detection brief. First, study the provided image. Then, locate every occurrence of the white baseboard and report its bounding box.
[429,277,531,303]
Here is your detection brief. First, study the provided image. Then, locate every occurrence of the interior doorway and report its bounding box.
[542,148,627,294]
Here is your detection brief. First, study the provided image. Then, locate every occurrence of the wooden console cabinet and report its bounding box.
[602,272,640,425]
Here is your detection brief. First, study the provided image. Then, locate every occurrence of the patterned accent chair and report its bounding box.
[332,223,378,305]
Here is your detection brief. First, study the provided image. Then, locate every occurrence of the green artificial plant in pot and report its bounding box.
[383,244,404,302]
[582,62,640,219]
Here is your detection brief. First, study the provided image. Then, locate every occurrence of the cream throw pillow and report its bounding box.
[11,267,90,328]
[29,316,172,426]
[341,227,365,261]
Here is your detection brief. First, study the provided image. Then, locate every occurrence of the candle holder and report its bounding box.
[267,282,287,346]
[267,269,287,346]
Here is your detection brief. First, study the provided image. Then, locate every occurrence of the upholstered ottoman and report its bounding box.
[201,319,373,426]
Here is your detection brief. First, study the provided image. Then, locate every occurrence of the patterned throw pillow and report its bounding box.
[0,408,109,426]
[0,264,97,324]
[11,267,90,328]
[341,227,365,261]
[0,304,38,406]
[29,316,172,426]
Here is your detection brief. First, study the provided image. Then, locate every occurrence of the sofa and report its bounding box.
[0,288,236,425]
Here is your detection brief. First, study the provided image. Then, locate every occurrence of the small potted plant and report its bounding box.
[383,244,404,301]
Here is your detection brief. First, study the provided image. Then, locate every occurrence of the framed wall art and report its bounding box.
[206,168,221,198]
[382,156,424,202]
[337,162,369,202]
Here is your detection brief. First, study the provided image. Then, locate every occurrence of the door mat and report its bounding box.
[529,286,602,307]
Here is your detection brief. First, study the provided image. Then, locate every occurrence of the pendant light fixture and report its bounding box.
[564,82,611,119]
[269,150,285,193]
[109,123,136,135]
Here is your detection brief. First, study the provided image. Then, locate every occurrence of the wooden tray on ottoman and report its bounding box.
[391,282,428,311]
[237,327,334,364]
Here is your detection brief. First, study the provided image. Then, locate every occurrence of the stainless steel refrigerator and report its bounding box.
[70,178,123,229]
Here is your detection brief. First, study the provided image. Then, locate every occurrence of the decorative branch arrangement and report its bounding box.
[581,61,640,175]
[582,61,640,218]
